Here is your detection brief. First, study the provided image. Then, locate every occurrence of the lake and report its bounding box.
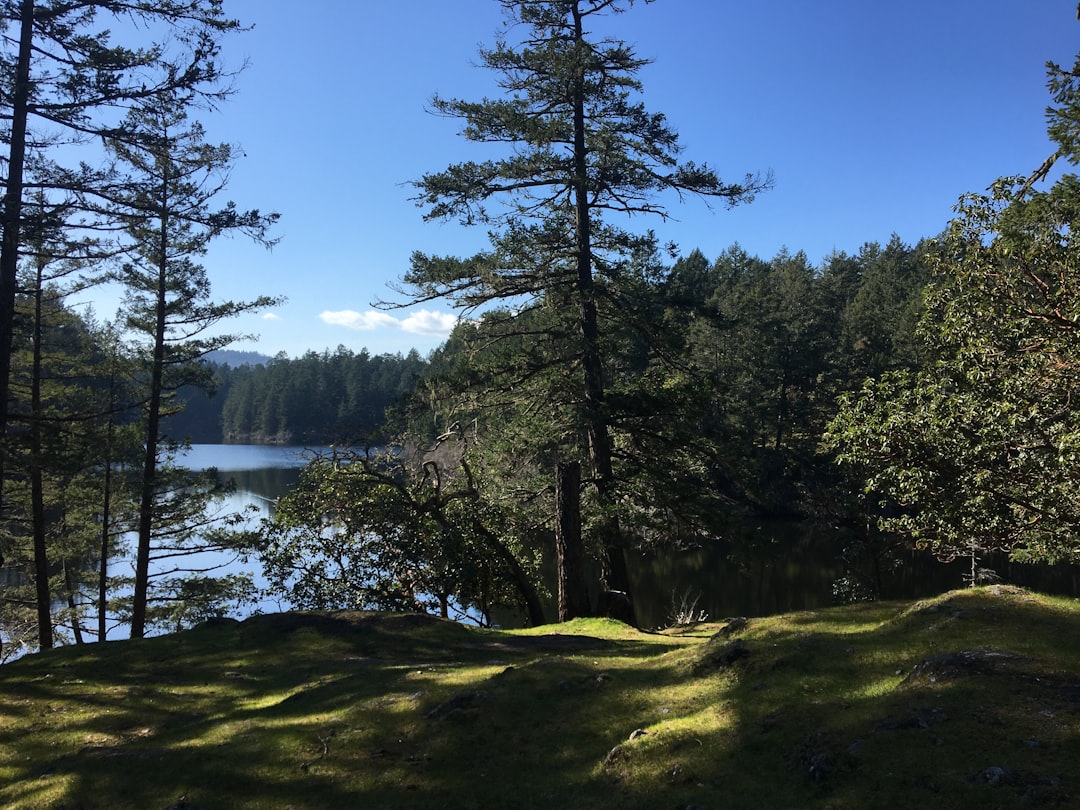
[185,444,1080,629]
[174,444,324,615]
[3,444,1077,662]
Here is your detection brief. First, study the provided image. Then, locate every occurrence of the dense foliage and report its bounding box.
[263,0,939,625]
[5,0,1078,649]
[255,434,544,627]
[165,348,427,445]
[396,0,771,618]
[0,1,275,653]
[826,52,1080,571]
[255,234,930,626]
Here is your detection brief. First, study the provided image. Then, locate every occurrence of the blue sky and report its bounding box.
[97,0,1077,359]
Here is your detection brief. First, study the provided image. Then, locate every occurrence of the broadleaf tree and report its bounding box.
[825,40,1080,572]
[257,434,546,627]
[396,0,769,619]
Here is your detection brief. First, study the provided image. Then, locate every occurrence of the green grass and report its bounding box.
[2,587,1078,808]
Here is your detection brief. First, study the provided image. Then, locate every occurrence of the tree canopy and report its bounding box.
[397,0,769,618]
[826,52,1080,567]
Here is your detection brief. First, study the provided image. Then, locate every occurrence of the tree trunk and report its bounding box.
[0,0,34,516]
[471,516,546,627]
[555,460,589,621]
[30,271,52,649]
[130,182,171,639]
[64,561,85,645]
[30,463,51,649]
[569,2,635,619]
[98,456,112,642]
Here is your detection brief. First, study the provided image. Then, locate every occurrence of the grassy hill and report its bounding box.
[2,586,1078,809]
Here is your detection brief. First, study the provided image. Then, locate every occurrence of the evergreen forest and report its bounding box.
[2,0,1079,658]
[169,348,429,445]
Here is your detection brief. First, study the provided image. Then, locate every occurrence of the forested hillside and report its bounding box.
[167,347,427,445]
[3,0,1077,660]
[254,235,933,625]
[167,234,930,470]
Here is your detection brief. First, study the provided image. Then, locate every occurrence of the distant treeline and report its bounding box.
[168,347,428,445]
[166,235,931,483]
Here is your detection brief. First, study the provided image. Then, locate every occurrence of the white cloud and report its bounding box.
[319,308,456,337]
[262,312,281,321]
[320,310,397,330]
[400,309,458,336]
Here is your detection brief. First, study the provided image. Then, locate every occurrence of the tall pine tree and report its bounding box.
[399,0,768,617]
[107,91,278,639]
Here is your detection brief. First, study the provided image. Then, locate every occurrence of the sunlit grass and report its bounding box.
[1,588,1078,808]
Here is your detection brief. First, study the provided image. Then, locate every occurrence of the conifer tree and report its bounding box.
[401,0,768,614]
[0,0,246,521]
[107,91,278,638]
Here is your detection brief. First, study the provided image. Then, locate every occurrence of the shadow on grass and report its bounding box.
[2,590,1078,809]
[624,587,1080,810]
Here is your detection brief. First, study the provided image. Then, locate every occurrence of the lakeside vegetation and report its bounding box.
[2,19,1080,810]
[2,586,1077,809]
[1,0,962,650]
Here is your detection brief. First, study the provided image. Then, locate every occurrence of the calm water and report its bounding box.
[4,445,1077,662]
[183,445,1080,629]
[182,443,325,473]
[173,444,325,615]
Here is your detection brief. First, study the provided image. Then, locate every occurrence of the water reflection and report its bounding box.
[5,438,1079,664]
[144,446,1080,629]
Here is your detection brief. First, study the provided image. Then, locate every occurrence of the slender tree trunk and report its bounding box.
[98,407,117,640]
[30,268,52,648]
[0,0,34,516]
[471,516,545,627]
[64,561,85,645]
[98,455,112,641]
[97,336,122,642]
[556,460,589,621]
[131,181,171,639]
[129,290,166,638]
[570,3,634,614]
[30,465,51,648]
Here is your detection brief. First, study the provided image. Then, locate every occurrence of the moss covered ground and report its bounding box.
[1,586,1078,808]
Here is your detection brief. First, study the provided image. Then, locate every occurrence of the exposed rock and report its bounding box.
[874,708,946,732]
[694,637,750,673]
[970,765,1062,794]
[424,690,490,720]
[603,744,626,766]
[796,734,837,783]
[899,647,1027,687]
[715,617,749,638]
[978,766,1008,785]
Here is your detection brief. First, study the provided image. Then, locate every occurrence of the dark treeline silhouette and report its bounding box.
[167,347,428,445]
